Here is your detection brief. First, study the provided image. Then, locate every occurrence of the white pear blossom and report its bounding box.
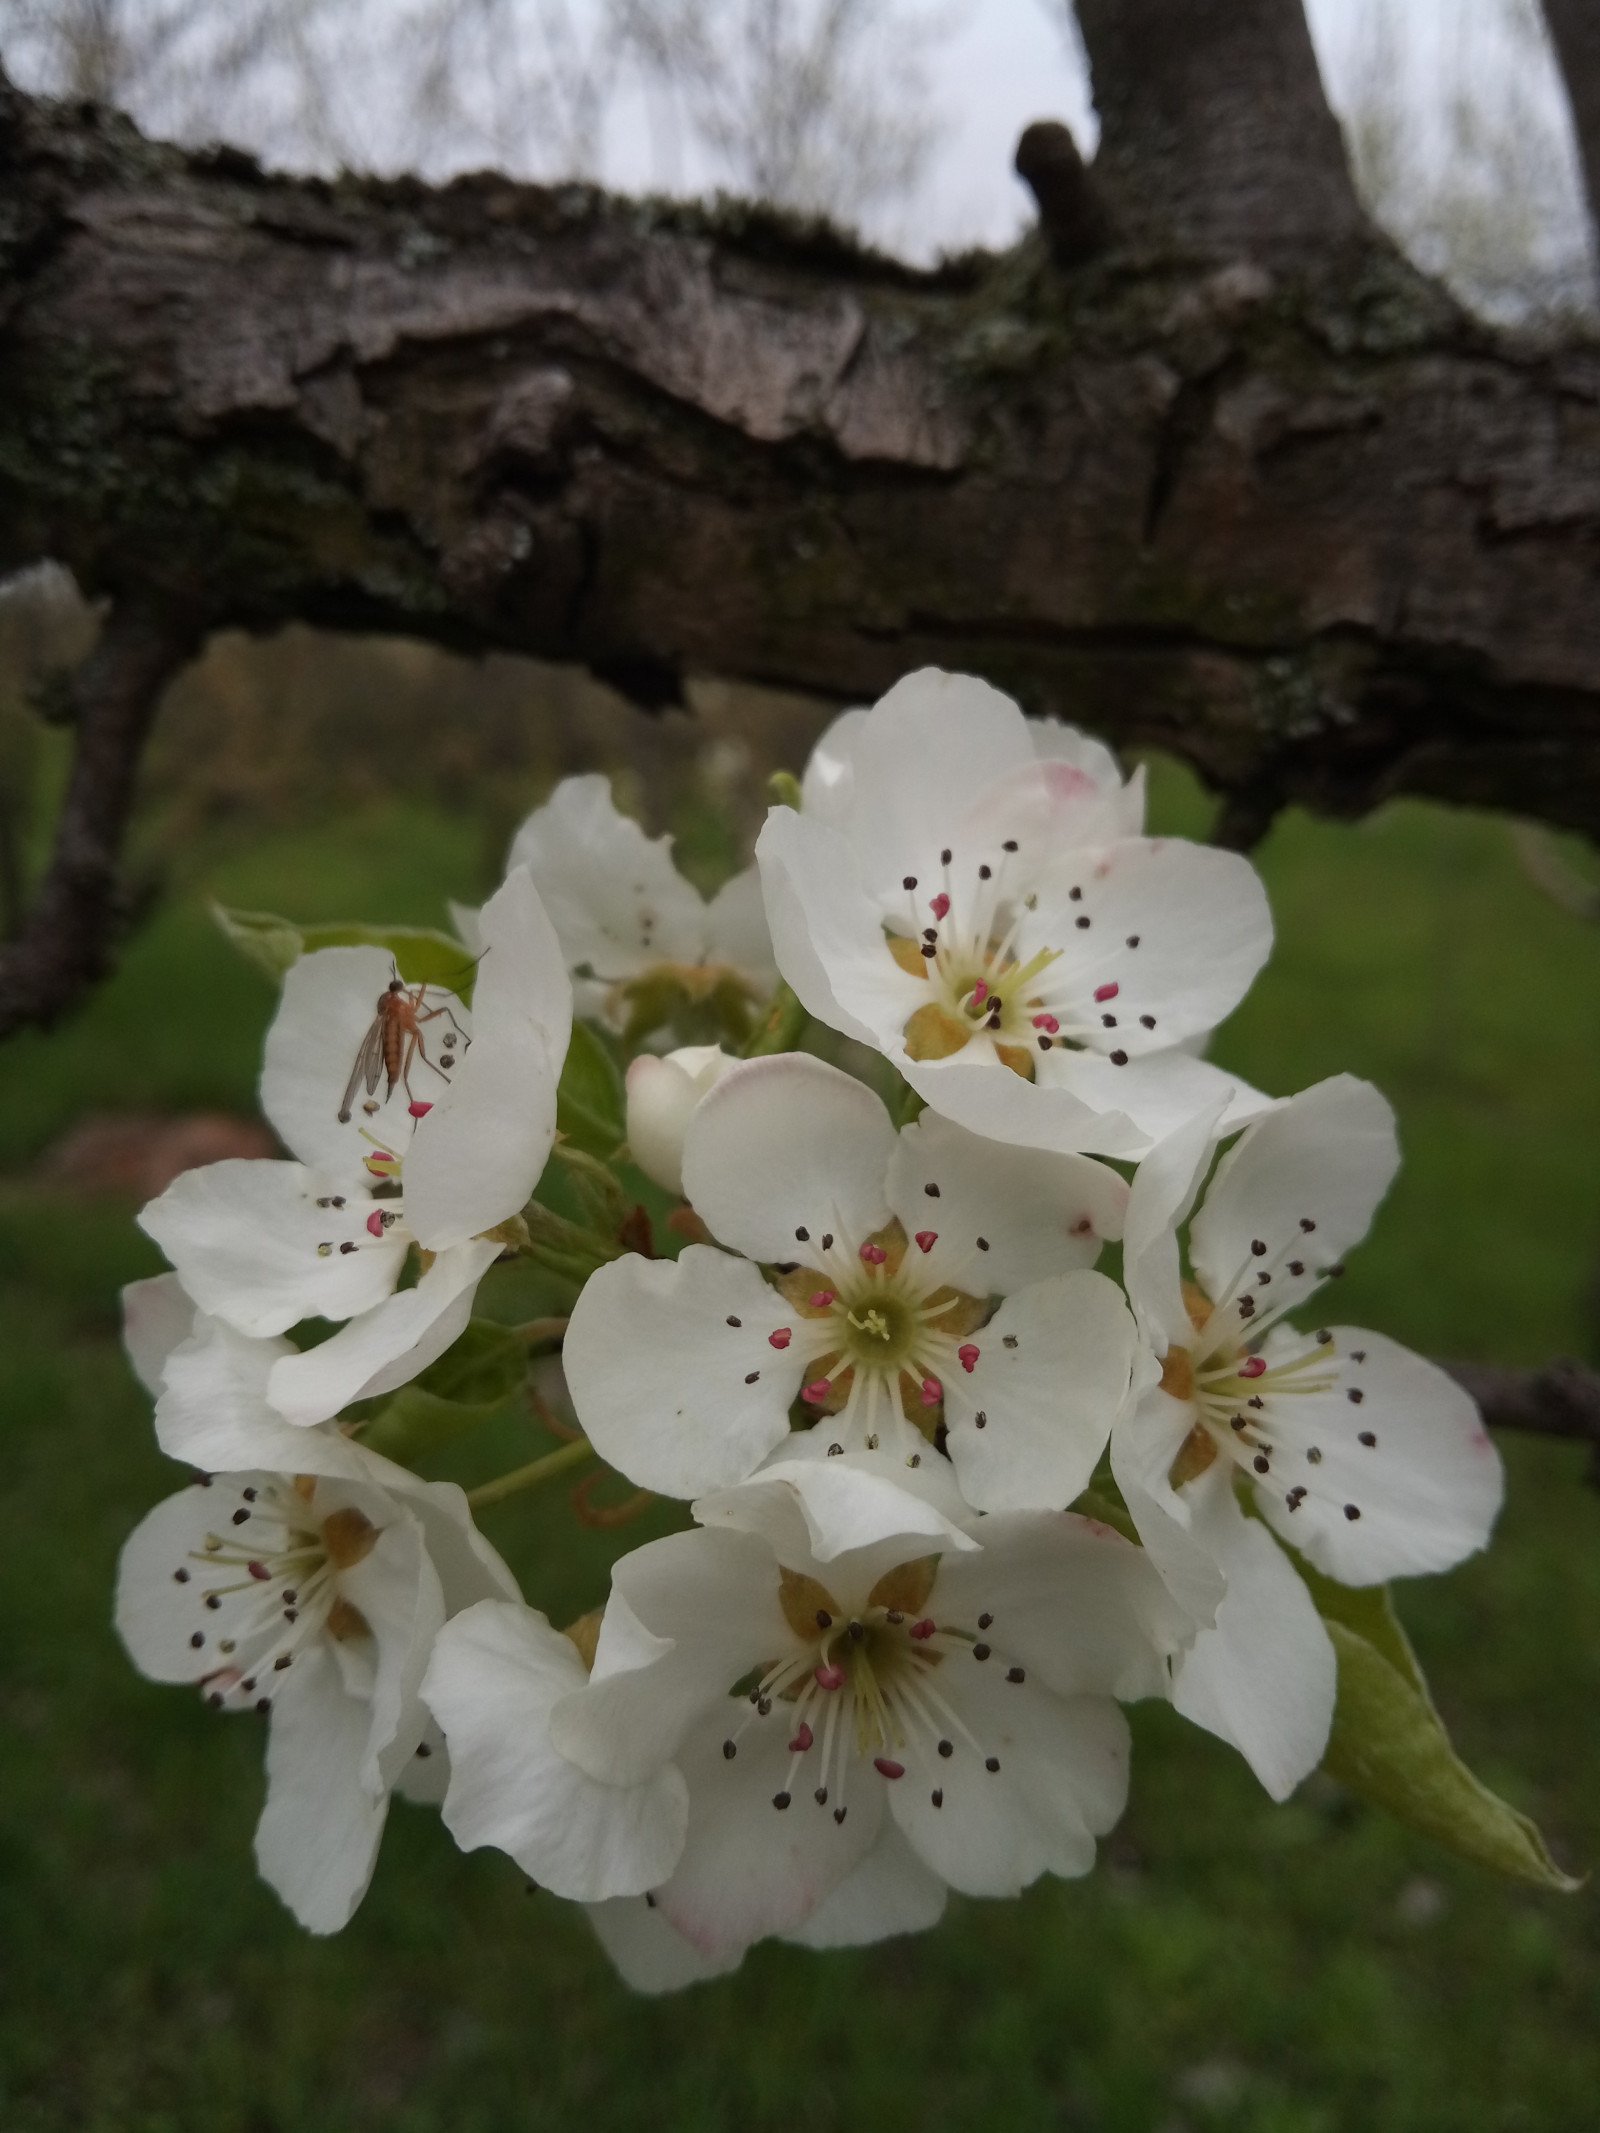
[115,1283,519,1932]
[536,1458,1183,1962]
[758,669,1274,1158]
[624,1043,739,1194]
[563,1053,1134,1506]
[138,868,571,1426]
[1109,1076,1505,1797]
[495,774,776,1036]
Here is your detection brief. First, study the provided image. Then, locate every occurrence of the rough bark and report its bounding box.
[1544,0,1600,239]
[4,83,1600,852]
[1074,0,1367,265]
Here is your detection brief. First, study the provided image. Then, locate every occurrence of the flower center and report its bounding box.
[715,1561,1017,1820]
[174,1476,377,1715]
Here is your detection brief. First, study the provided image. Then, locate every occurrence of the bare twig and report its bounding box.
[1447,1357,1600,1484]
[0,601,198,1038]
[1014,120,1114,267]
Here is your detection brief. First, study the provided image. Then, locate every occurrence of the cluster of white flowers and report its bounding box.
[118,670,1507,1989]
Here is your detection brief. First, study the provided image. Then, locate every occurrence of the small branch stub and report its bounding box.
[1014,120,1114,267]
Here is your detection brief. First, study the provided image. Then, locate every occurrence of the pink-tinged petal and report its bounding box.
[138,1158,406,1337]
[884,1107,1127,1295]
[585,1896,745,1993]
[507,773,709,978]
[1252,1329,1503,1584]
[121,1272,196,1397]
[783,1821,947,1949]
[681,1054,896,1266]
[404,867,571,1250]
[942,1273,1137,1514]
[422,1601,688,1902]
[651,1710,884,1961]
[265,1238,498,1426]
[1170,1487,1337,1801]
[563,1246,801,1499]
[1190,1075,1398,1311]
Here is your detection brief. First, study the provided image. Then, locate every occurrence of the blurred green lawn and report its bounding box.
[1,769,1598,2133]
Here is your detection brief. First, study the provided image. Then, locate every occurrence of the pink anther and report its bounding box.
[908,1618,937,1642]
[809,1290,837,1309]
[915,1231,938,1253]
[788,1722,814,1753]
[873,1757,906,1780]
[814,1663,846,1690]
[768,1328,792,1350]
[971,980,989,1007]
[1093,982,1120,1003]
[1032,1013,1060,1032]
[860,1242,888,1265]
[958,1343,980,1374]
[802,1379,833,1405]
[1238,1356,1268,1379]
[920,1376,943,1407]
[366,1210,386,1238]
[247,1562,271,1582]
[408,1100,433,1118]
[929,892,951,920]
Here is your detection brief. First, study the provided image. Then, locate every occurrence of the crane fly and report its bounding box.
[338,969,470,1124]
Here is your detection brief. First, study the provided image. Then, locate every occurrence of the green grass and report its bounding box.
[1,772,1597,2132]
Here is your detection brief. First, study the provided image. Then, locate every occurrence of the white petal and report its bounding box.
[563,1246,800,1498]
[798,705,871,823]
[932,1511,1185,1703]
[884,1107,1127,1294]
[783,1819,948,1948]
[115,1479,259,1683]
[1040,1049,1275,1155]
[819,669,1036,875]
[888,1672,1128,1898]
[1028,837,1272,1051]
[1121,1098,1230,1351]
[121,1273,195,1396]
[553,1527,785,1785]
[755,806,912,1046]
[586,1896,745,1992]
[423,1600,688,1901]
[1170,1486,1337,1800]
[138,1159,405,1336]
[704,865,777,988]
[507,774,708,977]
[1190,1075,1398,1309]
[680,1054,896,1264]
[695,1455,979,1577]
[393,1722,450,1805]
[1111,1388,1228,1627]
[402,867,569,1249]
[1253,1329,1504,1583]
[261,945,422,1175]
[254,1644,390,1934]
[336,1507,445,1793]
[651,1710,883,1960]
[266,1238,499,1425]
[942,1273,1137,1514]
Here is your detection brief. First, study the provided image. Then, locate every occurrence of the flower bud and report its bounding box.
[624,1045,738,1194]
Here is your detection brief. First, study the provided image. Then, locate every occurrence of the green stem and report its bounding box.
[512,1314,569,1353]
[743,978,809,1058]
[467,1435,595,1510]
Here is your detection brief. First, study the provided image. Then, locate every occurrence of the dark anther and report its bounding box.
[723,1739,737,1760]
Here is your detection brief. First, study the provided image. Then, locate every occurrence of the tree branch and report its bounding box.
[1543,0,1600,242]
[0,602,197,1037]
[1073,0,1368,264]
[1014,120,1114,267]
[1447,1358,1600,1483]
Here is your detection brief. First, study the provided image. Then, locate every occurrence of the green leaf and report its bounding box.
[556,1021,626,1155]
[212,905,479,1000]
[358,1319,526,1465]
[1320,1614,1579,1893]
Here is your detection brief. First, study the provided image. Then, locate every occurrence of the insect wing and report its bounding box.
[338,1015,387,1123]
